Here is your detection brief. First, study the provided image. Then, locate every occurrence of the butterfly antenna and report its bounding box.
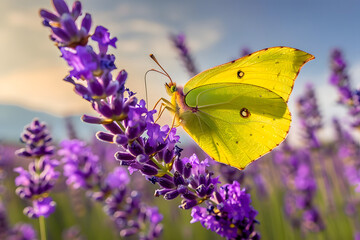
[150,54,173,84]
[144,68,171,109]
[144,70,151,109]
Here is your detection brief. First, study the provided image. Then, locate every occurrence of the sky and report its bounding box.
[1,0,360,143]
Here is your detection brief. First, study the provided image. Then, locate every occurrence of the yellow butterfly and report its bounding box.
[155,46,314,170]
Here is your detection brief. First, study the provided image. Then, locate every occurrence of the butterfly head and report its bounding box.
[165,82,177,95]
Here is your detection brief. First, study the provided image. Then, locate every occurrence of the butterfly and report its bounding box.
[155,46,314,170]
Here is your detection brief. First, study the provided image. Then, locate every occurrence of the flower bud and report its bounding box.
[158,177,175,189]
[140,164,158,176]
[128,141,144,156]
[196,184,207,197]
[136,154,149,163]
[183,162,192,179]
[114,151,135,161]
[163,149,173,164]
[96,131,114,143]
[103,122,123,134]
[113,134,128,145]
[174,158,184,175]
[81,114,102,124]
[173,171,185,186]
[180,200,197,209]
[164,190,179,200]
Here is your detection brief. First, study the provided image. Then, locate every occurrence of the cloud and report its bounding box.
[5,8,44,30]
[107,2,152,18]
[119,19,169,35]
[0,67,93,116]
[185,20,223,52]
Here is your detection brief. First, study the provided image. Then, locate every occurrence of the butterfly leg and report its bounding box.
[153,98,176,123]
[155,104,167,123]
[153,98,173,111]
[164,111,178,141]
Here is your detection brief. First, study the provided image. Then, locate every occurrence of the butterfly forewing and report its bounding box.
[182,83,291,169]
[183,47,314,102]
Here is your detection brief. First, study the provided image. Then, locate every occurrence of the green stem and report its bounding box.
[39,216,47,240]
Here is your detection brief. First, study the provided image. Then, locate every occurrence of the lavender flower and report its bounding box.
[40,0,90,47]
[59,139,101,189]
[333,118,360,192]
[15,119,54,158]
[170,33,199,77]
[297,83,335,210]
[59,139,163,239]
[273,144,324,233]
[7,223,37,240]
[191,181,259,239]
[41,1,260,238]
[297,83,322,148]
[14,119,59,219]
[329,49,360,128]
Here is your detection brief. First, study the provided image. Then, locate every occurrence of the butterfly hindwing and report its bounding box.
[183,46,315,102]
[181,83,291,169]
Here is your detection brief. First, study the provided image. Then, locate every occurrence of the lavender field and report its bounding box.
[1,0,360,239]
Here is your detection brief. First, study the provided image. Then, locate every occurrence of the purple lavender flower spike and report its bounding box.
[333,118,360,192]
[170,33,199,77]
[59,139,163,239]
[329,49,360,128]
[8,223,37,240]
[24,197,56,219]
[59,139,101,189]
[14,159,59,199]
[41,0,89,47]
[297,84,335,216]
[297,83,322,149]
[273,144,324,233]
[15,119,54,158]
[15,119,59,219]
[191,181,259,239]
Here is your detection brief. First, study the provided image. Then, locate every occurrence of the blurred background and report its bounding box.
[1,0,360,239]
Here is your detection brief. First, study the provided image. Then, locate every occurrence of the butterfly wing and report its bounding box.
[180,83,290,170]
[183,46,314,102]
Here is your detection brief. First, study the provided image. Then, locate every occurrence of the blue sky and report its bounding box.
[1,0,360,142]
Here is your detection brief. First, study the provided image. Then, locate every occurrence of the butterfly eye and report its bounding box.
[240,108,251,118]
[170,85,177,93]
[237,70,245,79]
